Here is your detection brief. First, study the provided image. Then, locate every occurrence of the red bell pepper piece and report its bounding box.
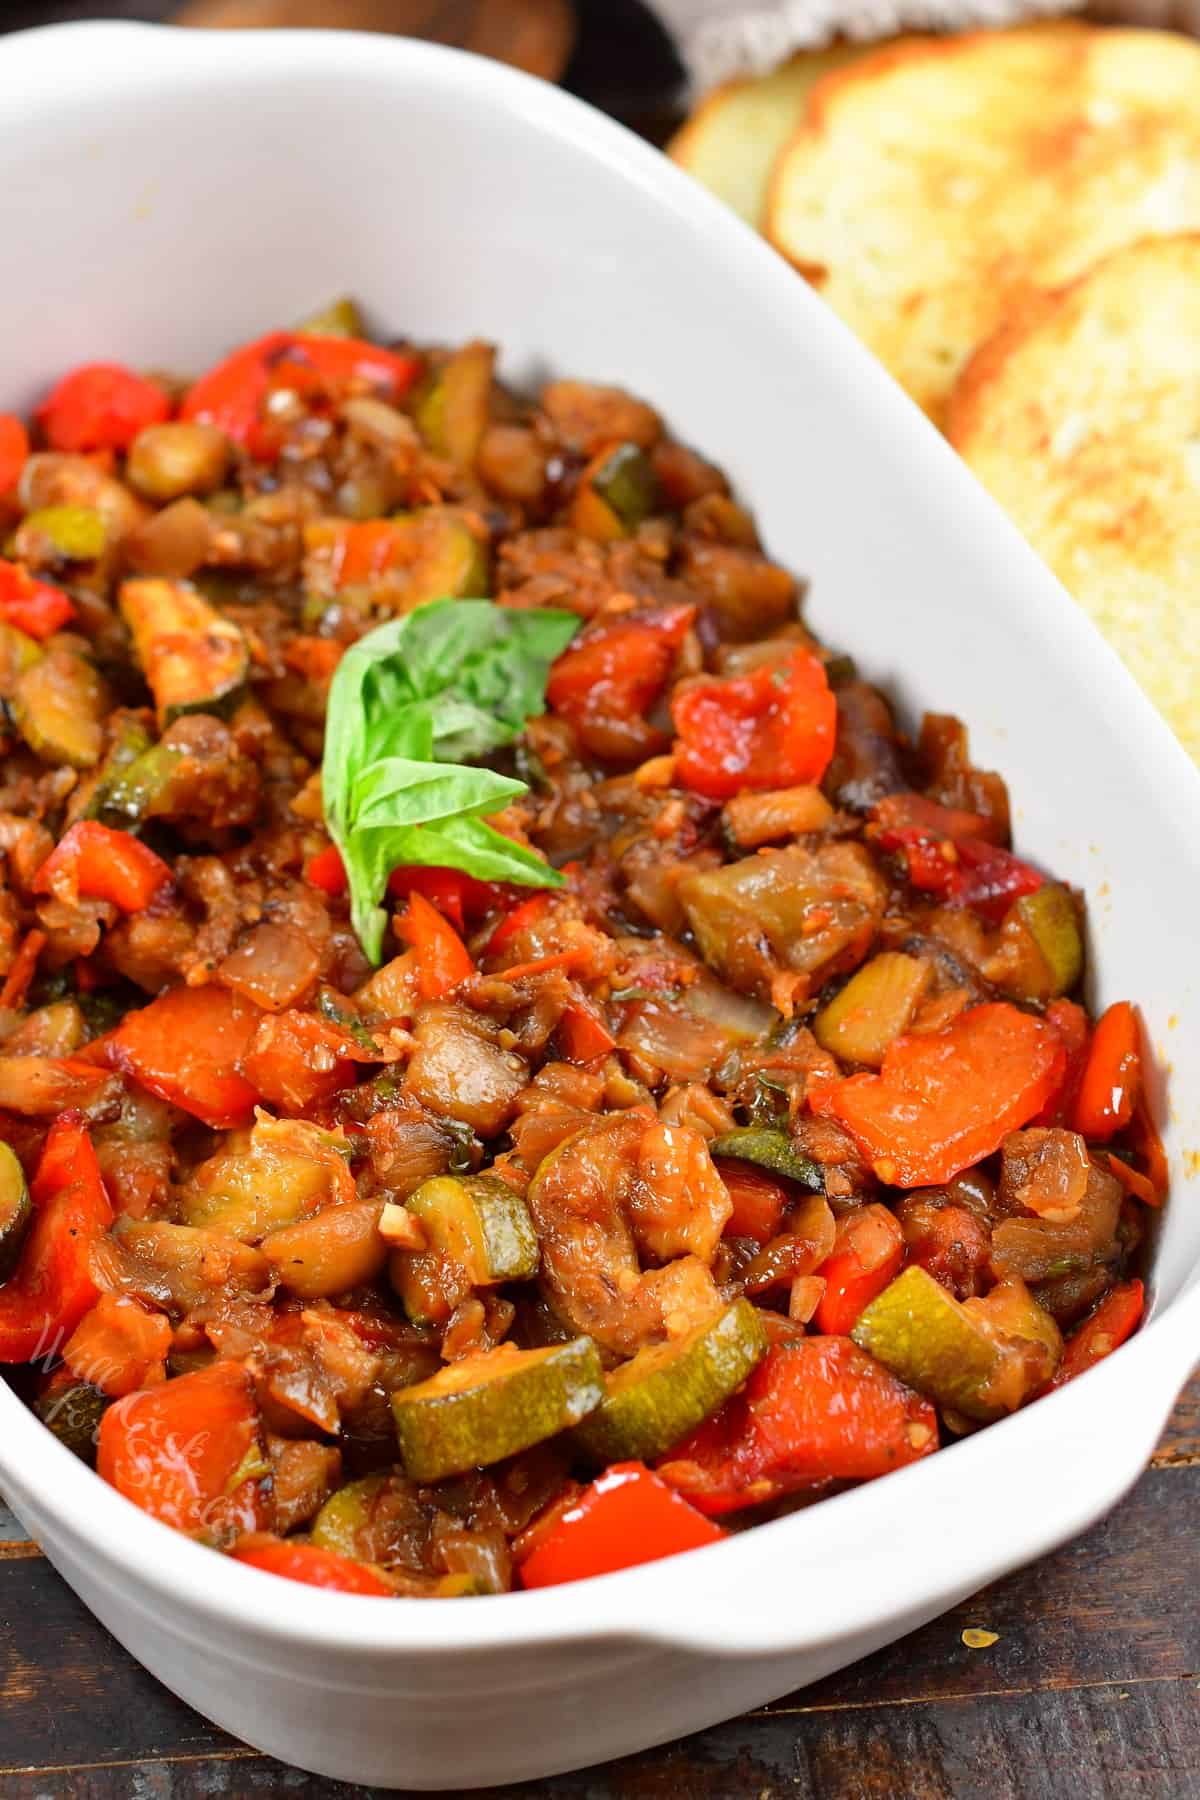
[949,837,1044,925]
[659,1338,938,1515]
[305,843,348,897]
[0,1115,113,1363]
[1050,1279,1144,1388]
[547,605,695,750]
[395,892,475,1001]
[109,985,263,1128]
[33,821,171,912]
[386,866,498,936]
[63,1292,171,1397]
[672,646,836,800]
[0,560,75,639]
[1106,1153,1160,1208]
[0,414,29,492]
[484,891,554,959]
[519,1462,725,1588]
[1126,1091,1168,1202]
[232,1536,392,1596]
[98,1360,265,1535]
[870,794,1042,921]
[715,1158,792,1244]
[814,1203,905,1334]
[812,1002,1066,1188]
[37,362,170,452]
[241,1009,369,1114]
[182,331,420,458]
[1034,998,1090,1127]
[557,998,616,1064]
[1073,1001,1141,1141]
[0,927,47,1010]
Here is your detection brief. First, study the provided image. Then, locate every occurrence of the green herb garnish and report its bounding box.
[323,599,577,963]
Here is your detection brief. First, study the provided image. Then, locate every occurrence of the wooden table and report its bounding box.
[1,1376,1196,1796]
[0,4,1196,1794]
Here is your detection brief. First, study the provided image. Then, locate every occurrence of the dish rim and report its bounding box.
[0,15,1197,1670]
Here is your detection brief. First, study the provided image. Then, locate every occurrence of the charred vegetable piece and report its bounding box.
[20,504,106,562]
[310,1472,386,1557]
[415,341,494,468]
[1008,884,1083,1001]
[294,295,365,337]
[119,577,248,724]
[851,1265,1060,1421]
[519,1462,724,1589]
[574,1299,767,1465]
[393,1173,539,1327]
[0,1143,32,1286]
[707,1127,822,1191]
[13,647,108,768]
[814,953,932,1068]
[391,1337,604,1482]
[33,1376,110,1462]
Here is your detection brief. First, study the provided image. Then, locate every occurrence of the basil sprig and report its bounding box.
[323,599,578,963]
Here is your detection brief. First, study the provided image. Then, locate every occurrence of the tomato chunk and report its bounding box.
[109,985,263,1128]
[98,1360,263,1534]
[673,646,835,799]
[33,821,171,912]
[519,1462,724,1588]
[232,1536,392,1595]
[812,1003,1066,1188]
[38,362,169,452]
[658,1338,938,1515]
[0,1116,112,1363]
[815,1203,905,1334]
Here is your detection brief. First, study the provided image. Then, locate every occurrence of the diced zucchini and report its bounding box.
[814,952,932,1068]
[590,442,657,532]
[852,1265,1061,1422]
[0,622,42,694]
[119,577,248,725]
[180,1116,352,1244]
[19,505,106,562]
[707,1126,822,1191]
[12,647,109,768]
[34,1378,110,1462]
[83,710,154,822]
[295,296,365,337]
[310,1473,385,1556]
[391,1337,604,1482]
[1010,884,1083,1000]
[0,1142,31,1285]
[415,342,494,467]
[97,740,186,823]
[392,1174,539,1328]
[391,509,490,609]
[574,1298,767,1464]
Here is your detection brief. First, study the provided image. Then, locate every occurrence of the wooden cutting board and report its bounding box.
[174,0,575,82]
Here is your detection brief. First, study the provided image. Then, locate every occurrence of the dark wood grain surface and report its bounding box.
[1,1375,1196,1796]
[0,4,1195,1794]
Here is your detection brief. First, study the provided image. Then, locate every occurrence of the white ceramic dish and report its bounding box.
[0,21,1197,1790]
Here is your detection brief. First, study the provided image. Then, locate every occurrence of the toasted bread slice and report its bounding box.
[668,46,865,228]
[768,25,1200,425]
[949,234,1200,759]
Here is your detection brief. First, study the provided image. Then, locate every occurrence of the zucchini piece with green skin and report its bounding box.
[0,1143,31,1285]
[0,621,42,693]
[82,711,154,822]
[119,577,248,725]
[574,1298,768,1465]
[851,1265,1060,1423]
[394,1174,539,1328]
[12,647,109,768]
[708,1126,822,1191]
[98,740,186,823]
[392,1337,604,1482]
[19,505,106,562]
[310,1472,385,1557]
[1011,884,1083,999]
[33,1379,110,1462]
[590,442,657,532]
[415,342,494,467]
[294,296,365,337]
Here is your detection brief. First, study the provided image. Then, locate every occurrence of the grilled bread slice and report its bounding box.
[668,45,865,228]
[949,233,1200,760]
[768,25,1200,425]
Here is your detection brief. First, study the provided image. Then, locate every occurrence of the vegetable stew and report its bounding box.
[0,309,1164,1597]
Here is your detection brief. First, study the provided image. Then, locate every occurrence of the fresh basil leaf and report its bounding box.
[322,597,576,963]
